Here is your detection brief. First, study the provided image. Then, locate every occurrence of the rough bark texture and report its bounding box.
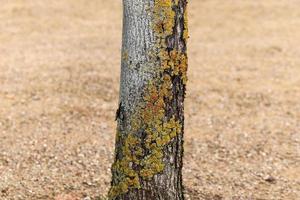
[109,0,188,199]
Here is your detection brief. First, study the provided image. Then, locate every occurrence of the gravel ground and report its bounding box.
[0,0,300,199]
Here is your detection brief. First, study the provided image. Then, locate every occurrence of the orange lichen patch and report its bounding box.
[137,81,182,180]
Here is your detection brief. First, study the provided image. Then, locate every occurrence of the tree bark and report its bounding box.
[109,0,188,199]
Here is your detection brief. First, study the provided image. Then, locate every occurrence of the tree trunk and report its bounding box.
[109,0,188,199]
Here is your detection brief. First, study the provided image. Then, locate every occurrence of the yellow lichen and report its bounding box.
[153,0,175,37]
[161,49,188,84]
[122,49,129,62]
[109,0,188,198]
[109,79,182,198]
[183,5,189,41]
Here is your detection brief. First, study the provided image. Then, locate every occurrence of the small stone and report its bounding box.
[264,176,276,184]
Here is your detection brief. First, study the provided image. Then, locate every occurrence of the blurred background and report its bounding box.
[0,0,299,199]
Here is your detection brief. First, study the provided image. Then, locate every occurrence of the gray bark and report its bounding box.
[109,0,188,199]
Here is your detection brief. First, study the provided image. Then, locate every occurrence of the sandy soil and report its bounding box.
[0,0,299,199]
